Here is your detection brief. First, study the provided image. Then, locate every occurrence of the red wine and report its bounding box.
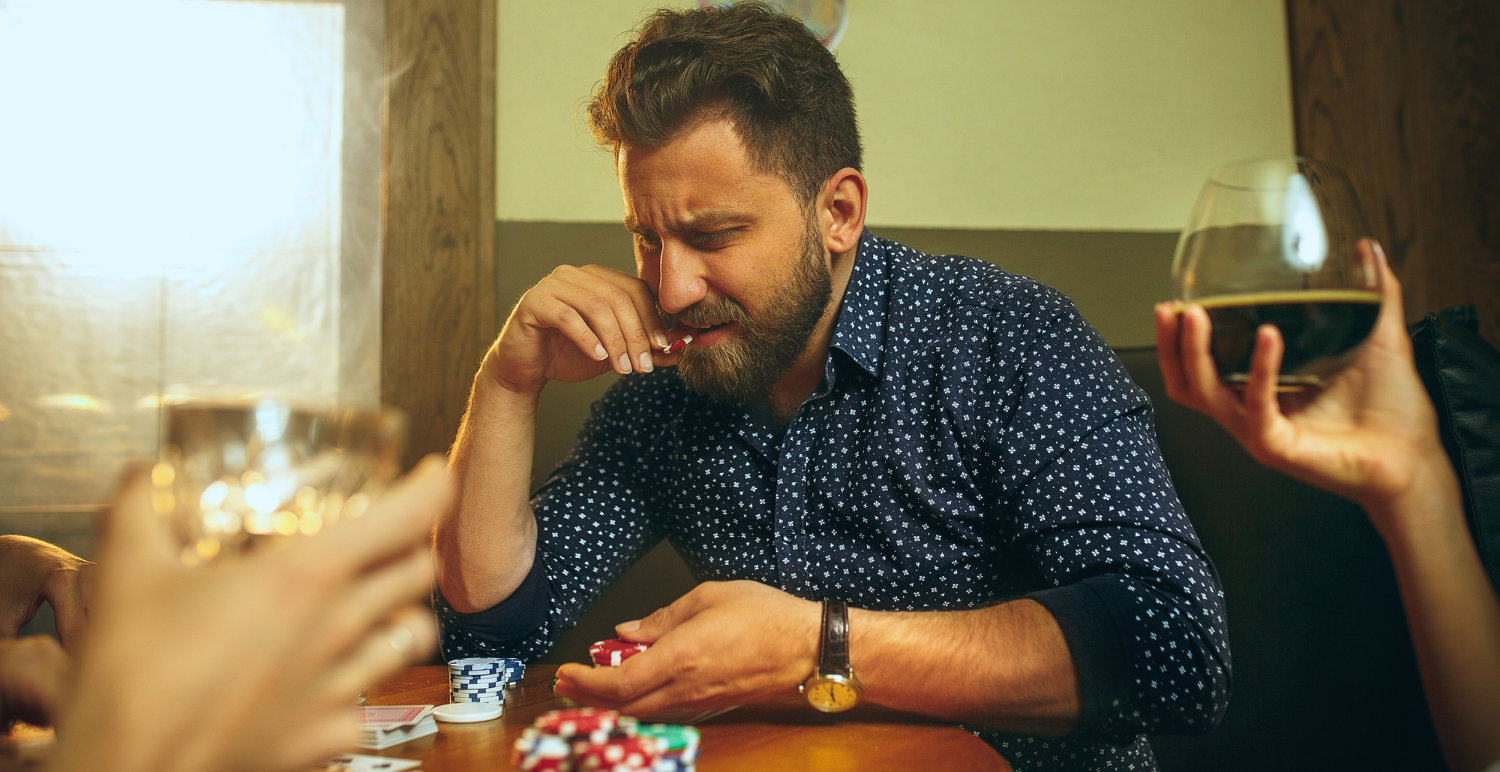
[1198,290,1381,389]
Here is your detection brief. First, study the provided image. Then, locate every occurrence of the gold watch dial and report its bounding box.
[806,677,860,713]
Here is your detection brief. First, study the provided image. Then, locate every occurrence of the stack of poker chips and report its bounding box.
[589,638,649,667]
[634,724,700,772]
[511,708,699,772]
[447,657,524,705]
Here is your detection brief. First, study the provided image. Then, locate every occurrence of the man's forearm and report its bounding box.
[849,599,1079,736]
[433,374,542,613]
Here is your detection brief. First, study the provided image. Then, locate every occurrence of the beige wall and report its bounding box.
[497,0,1294,231]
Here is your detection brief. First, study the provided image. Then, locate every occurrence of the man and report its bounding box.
[433,4,1229,769]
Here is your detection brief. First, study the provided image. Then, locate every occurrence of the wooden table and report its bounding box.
[366,665,1010,771]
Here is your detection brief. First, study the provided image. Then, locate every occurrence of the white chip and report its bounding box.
[433,702,503,723]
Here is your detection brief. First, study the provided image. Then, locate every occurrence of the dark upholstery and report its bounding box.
[545,348,1446,771]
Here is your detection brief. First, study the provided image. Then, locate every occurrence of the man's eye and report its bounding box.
[696,229,737,245]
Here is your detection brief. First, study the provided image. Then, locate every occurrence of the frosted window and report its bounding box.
[0,0,383,512]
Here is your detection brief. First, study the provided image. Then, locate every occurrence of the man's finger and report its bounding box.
[308,547,435,662]
[556,649,675,706]
[579,265,670,351]
[310,456,451,579]
[617,589,706,644]
[315,606,438,701]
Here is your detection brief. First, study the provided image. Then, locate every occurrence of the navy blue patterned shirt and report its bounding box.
[438,231,1231,771]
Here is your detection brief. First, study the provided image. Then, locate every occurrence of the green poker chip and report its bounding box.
[635,723,699,752]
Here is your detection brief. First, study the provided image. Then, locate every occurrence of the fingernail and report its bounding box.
[655,333,669,349]
[594,344,608,361]
[617,354,631,374]
[617,619,640,633]
[638,352,653,372]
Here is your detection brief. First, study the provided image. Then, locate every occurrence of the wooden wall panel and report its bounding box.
[383,0,497,467]
[1286,0,1500,346]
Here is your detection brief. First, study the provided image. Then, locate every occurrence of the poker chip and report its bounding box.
[589,638,650,667]
[515,710,695,772]
[447,656,525,708]
[534,708,619,738]
[634,724,698,754]
[575,735,661,771]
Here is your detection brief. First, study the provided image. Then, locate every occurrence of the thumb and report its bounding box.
[616,590,705,644]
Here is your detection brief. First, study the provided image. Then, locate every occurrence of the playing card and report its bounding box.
[317,753,422,772]
[357,705,429,728]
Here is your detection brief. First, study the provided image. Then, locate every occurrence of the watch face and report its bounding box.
[807,677,860,713]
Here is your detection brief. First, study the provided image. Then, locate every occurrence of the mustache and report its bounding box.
[658,297,753,329]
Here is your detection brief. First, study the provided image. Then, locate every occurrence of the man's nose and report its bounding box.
[656,241,708,315]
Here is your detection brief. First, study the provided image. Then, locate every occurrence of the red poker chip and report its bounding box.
[575,736,661,771]
[534,707,619,738]
[589,638,649,667]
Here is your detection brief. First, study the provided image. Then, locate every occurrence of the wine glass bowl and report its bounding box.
[154,398,405,565]
[1172,156,1381,390]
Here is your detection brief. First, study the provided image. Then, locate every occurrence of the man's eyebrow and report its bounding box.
[622,209,748,235]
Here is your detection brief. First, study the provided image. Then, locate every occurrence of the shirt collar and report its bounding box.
[828,229,888,380]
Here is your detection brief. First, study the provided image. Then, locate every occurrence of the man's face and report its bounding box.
[618,119,833,404]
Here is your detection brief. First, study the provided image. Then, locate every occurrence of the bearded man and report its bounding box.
[432,5,1230,770]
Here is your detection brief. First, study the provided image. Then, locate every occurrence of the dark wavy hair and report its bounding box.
[586,2,861,205]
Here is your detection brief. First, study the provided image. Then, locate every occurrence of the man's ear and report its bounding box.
[819,167,867,255]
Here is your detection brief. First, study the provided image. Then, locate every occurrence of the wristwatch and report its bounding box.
[800,600,861,712]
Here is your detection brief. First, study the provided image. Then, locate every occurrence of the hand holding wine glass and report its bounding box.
[1155,240,1452,520]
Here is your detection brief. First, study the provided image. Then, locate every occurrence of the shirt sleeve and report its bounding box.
[436,373,677,661]
[966,283,1232,740]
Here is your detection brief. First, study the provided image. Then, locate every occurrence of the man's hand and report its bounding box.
[483,265,679,395]
[0,636,69,727]
[47,459,451,772]
[0,535,94,652]
[1154,239,1449,519]
[553,581,820,717]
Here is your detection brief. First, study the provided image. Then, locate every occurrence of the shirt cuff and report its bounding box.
[1026,579,1131,739]
[434,553,551,649]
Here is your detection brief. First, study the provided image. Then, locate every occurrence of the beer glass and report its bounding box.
[154,398,406,566]
[1171,156,1381,390]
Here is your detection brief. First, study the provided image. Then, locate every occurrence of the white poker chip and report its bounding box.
[433,702,503,723]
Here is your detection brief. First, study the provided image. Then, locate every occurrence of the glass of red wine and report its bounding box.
[1171,156,1382,391]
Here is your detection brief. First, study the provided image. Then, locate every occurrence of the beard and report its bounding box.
[660,222,833,405]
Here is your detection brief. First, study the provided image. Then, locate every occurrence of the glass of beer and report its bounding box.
[1171,156,1381,390]
[154,397,406,566]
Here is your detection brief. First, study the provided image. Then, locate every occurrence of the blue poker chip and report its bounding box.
[450,695,504,704]
[451,687,508,696]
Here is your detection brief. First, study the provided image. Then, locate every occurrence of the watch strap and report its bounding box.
[817,600,851,676]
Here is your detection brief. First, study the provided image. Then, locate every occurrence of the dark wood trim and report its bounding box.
[382,0,497,467]
[1285,0,1500,345]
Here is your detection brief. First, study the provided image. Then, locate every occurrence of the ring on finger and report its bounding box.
[385,622,416,657]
